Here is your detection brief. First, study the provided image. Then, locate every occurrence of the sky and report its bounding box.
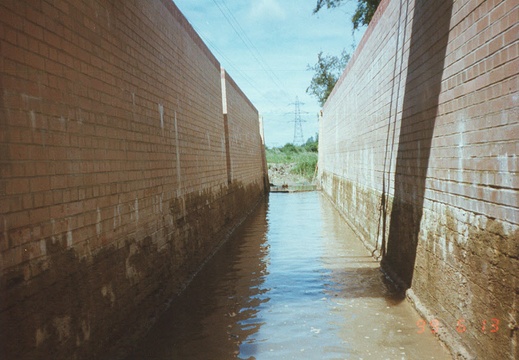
[173,0,367,147]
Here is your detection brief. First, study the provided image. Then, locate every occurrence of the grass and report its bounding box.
[265,140,318,181]
[290,152,318,179]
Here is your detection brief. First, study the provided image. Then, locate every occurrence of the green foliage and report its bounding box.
[266,143,298,164]
[313,0,381,30]
[306,50,350,107]
[266,139,319,180]
[352,0,380,30]
[281,142,300,154]
[303,136,318,152]
[310,1,381,105]
[313,0,343,14]
[266,148,289,164]
[290,152,318,180]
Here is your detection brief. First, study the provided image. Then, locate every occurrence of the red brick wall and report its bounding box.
[319,0,518,358]
[222,68,267,187]
[0,1,266,359]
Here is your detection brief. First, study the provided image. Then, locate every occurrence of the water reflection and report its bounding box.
[126,199,270,359]
[319,200,406,303]
[126,193,451,360]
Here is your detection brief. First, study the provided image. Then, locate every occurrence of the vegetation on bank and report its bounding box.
[266,137,318,181]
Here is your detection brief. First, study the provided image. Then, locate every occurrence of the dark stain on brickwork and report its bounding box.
[0,182,265,360]
[411,208,518,359]
[383,0,454,288]
[0,0,267,358]
[324,172,391,258]
[318,0,516,358]
[462,221,518,359]
[0,233,166,360]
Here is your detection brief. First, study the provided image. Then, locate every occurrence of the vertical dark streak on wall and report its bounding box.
[377,0,410,259]
[382,0,454,287]
[224,114,232,184]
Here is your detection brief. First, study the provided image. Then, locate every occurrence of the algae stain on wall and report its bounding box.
[318,0,518,358]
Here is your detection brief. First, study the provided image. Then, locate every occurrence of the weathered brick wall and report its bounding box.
[319,0,518,358]
[222,69,268,187]
[0,1,266,359]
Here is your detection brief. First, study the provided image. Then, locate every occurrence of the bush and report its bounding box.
[266,147,292,163]
[290,152,318,180]
[280,143,299,154]
[303,139,318,152]
[265,142,318,181]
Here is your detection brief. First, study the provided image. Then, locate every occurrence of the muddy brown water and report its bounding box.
[125,192,451,359]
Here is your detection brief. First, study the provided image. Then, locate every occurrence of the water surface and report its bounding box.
[126,192,451,359]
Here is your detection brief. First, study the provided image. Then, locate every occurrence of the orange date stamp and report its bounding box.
[416,318,500,334]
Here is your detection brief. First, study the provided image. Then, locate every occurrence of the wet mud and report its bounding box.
[126,192,452,359]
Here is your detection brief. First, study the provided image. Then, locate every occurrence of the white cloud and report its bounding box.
[249,0,286,20]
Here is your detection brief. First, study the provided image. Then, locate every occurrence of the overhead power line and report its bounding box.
[211,0,289,100]
[188,23,279,108]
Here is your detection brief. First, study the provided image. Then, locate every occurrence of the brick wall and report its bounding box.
[319,0,518,358]
[222,68,268,188]
[0,1,267,359]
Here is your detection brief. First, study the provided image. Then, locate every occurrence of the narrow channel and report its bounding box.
[126,192,451,359]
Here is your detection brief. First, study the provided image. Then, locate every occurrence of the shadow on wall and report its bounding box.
[381,0,454,288]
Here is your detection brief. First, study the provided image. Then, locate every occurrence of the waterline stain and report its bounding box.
[126,192,451,359]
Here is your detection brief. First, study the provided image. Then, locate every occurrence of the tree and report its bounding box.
[303,135,318,152]
[313,0,381,30]
[307,1,380,105]
[313,0,342,13]
[306,49,350,107]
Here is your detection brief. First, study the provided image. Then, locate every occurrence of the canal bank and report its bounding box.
[125,192,451,359]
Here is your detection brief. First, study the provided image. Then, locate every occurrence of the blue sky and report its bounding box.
[173,0,366,147]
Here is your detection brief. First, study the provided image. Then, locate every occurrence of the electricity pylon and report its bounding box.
[289,96,306,145]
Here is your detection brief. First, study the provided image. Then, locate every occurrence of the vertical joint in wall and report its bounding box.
[223,114,232,184]
[221,68,232,184]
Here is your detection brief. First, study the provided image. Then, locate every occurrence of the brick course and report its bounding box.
[319,0,518,358]
[0,1,266,359]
